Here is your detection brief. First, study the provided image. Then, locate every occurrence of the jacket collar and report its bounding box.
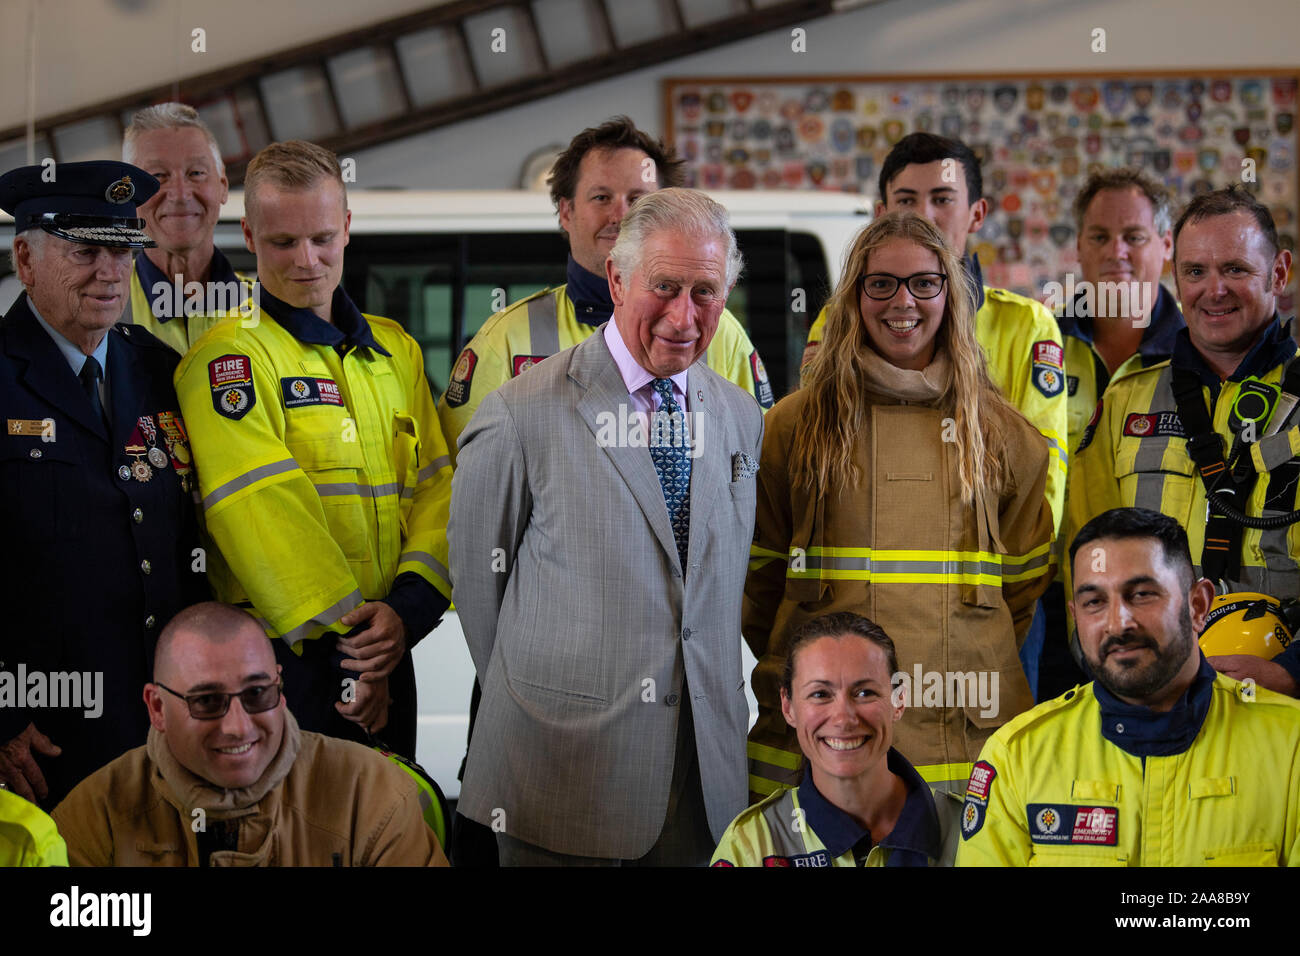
[570,328,722,577]
[257,286,391,357]
[135,246,241,323]
[566,255,614,327]
[1093,653,1217,758]
[798,748,942,865]
[148,709,302,819]
[1058,283,1185,360]
[4,295,114,440]
[1171,313,1296,391]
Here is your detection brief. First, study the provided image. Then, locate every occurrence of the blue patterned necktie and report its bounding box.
[650,377,691,573]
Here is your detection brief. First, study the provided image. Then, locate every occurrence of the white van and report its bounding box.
[3,188,870,798]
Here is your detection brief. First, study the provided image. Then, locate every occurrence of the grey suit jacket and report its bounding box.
[448,327,763,859]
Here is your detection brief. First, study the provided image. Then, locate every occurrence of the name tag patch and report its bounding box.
[511,354,547,377]
[281,377,344,408]
[762,851,832,867]
[1123,411,1185,438]
[1027,804,1118,845]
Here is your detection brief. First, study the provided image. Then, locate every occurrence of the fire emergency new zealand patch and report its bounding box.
[960,760,997,840]
[280,377,345,409]
[750,350,774,408]
[209,354,257,421]
[444,348,476,407]
[1026,804,1118,845]
[1031,340,1065,398]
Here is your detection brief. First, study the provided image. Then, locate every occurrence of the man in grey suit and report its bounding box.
[448,188,763,866]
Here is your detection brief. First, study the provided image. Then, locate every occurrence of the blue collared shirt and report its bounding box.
[567,255,614,327]
[798,748,943,867]
[135,246,242,322]
[1094,653,1217,759]
[255,285,391,357]
[28,297,110,416]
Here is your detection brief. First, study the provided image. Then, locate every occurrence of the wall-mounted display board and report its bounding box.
[665,72,1298,309]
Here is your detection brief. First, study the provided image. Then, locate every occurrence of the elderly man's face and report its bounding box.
[606,229,728,377]
[132,126,229,257]
[145,625,285,790]
[16,234,132,349]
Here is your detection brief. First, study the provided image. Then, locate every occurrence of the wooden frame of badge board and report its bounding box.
[663,69,1300,305]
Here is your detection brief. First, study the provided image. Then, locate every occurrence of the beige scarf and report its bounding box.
[148,709,302,819]
[859,346,952,404]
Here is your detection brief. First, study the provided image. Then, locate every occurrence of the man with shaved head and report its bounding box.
[51,602,448,866]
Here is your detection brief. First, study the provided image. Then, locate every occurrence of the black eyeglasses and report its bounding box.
[155,680,283,720]
[860,272,948,300]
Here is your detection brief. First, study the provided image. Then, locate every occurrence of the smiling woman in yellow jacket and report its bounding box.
[745,212,1055,801]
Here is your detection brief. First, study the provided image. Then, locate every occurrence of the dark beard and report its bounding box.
[1089,602,1195,702]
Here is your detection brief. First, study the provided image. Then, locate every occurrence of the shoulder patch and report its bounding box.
[1031,340,1065,398]
[444,348,477,407]
[960,759,997,841]
[511,354,547,377]
[750,350,774,408]
[208,354,256,420]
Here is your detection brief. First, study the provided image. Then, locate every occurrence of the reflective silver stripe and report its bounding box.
[1001,549,1052,577]
[793,554,1004,579]
[400,549,451,583]
[1130,366,1177,513]
[203,458,298,510]
[278,589,364,647]
[526,292,560,357]
[748,757,801,790]
[313,481,405,498]
[417,455,450,483]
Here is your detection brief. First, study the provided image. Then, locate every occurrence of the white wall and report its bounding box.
[350,0,1300,189]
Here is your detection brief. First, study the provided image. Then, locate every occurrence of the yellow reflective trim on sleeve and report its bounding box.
[748,740,803,770]
[915,761,975,787]
[748,774,787,797]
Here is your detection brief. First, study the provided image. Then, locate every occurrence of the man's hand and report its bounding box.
[0,724,60,803]
[337,601,407,681]
[337,674,390,735]
[1208,655,1299,697]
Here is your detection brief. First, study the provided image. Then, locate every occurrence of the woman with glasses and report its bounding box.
[743,212,1054,806]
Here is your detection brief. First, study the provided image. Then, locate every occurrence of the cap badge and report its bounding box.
[105,175,135,204]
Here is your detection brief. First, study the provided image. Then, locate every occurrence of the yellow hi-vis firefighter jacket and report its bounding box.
[174,289,452,649]
[438,278,773,459]
[129,248,256,356]
[744,359,1055,799]
[803,262,1068,537]
[1065,320,1300,603]
[0,788,68,867]
[955,660,1300,866]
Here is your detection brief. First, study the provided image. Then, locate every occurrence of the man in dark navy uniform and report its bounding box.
[0,160,207,808]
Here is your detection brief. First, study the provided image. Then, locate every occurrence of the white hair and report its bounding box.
[122,102,224,173]
[608,187,743,289]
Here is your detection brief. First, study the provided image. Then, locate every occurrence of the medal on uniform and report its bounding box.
[148,446,168,468]
[125,443,153,482]
[137,415,170,470]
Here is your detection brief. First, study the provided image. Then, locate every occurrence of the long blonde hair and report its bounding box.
[794,212,1018,506]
